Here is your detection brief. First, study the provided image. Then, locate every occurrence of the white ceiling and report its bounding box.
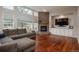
[28,6,77,13]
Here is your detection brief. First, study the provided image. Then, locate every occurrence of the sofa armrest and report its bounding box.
[0,42,17,52]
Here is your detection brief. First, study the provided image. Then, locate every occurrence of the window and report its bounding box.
[24,22,33,31]
[17,20,38,32]
[17,20,23,28]
[17,7,24,12]
[3,6,14,10]
[22,8,29,14]
[17,20,33,30]
[3,6,13,29]
[27,10,33,15]
[24,9,28,11]
[23,22,38,32]
[24,8,29,12]
[4,19,13,29]
[16,7,38,16]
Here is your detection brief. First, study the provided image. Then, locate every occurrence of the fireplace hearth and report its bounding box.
[40,26,47,32]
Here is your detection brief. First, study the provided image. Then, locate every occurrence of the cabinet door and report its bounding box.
[64,29,68,36]
[52,28,56,34]
[68,29,73,37]
[50,28,73,37]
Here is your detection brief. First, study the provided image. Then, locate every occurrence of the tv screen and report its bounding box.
[55,18,68,26]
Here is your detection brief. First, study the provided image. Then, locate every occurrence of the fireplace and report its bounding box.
[40,26,47,32]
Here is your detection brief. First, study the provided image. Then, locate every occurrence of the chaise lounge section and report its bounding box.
[0,28,36,52]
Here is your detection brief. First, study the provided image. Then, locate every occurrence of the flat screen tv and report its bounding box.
[55,18,68,26]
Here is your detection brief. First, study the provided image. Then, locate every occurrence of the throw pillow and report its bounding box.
[0,31,5,38]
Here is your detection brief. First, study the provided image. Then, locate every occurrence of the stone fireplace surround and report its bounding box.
[38,12,49,33]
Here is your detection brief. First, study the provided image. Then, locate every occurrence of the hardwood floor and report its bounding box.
[35,34,79,52]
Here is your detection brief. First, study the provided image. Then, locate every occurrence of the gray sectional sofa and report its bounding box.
[0,29,36,52]
[3,29,36,40]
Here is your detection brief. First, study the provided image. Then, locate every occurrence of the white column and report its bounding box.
[77,7,79,43]
[49,13,51,28]
[13,7,17,28]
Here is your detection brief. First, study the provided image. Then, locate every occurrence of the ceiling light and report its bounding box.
[42,9,47,12]
[58,15,66,18]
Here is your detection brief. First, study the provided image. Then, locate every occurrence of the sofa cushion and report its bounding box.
[14,38,35,51]
[10,34,27,39]
[0,37,13,43]
[8,29,17,35]
[3,29,8,36]
[0,42,17,52]
[24,45,35,52]
[10,32,36,40]
[17,29,27,34]
[25,32,36,37]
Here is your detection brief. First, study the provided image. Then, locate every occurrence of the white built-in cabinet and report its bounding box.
[49,28,73,37]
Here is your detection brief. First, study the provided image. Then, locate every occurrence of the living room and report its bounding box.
[0,6,79,52]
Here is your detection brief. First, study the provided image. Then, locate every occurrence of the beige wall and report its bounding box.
[76,7,79,42]
[49,7,79,43]
[49,12,77,37]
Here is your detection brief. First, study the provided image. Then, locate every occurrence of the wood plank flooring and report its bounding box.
[35,34,79,52]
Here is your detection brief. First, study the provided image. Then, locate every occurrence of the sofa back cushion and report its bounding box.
[3,29,18,36]
[3,29,27,36]
[17,29,27,34]
[3,29,8,36]
[0,42,17,52]
[7,29,17,36]
[0,37,13,44]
